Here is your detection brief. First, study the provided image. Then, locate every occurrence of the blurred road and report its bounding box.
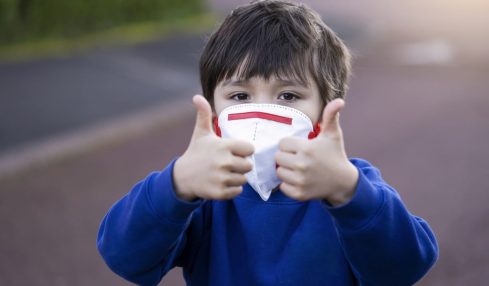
[0,34,203,154]
[1,0,489,285]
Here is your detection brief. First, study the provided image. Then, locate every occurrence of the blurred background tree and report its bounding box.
[0,0,204,45]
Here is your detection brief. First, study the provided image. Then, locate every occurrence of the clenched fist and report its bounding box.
[275,98,359,206]
[173,95,254,201]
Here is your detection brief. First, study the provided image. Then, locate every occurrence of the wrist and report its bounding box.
[173,157,198,202]
[327,161,359,206]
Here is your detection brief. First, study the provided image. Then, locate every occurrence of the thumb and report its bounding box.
[320,98,345,136]
[192,94,213,137]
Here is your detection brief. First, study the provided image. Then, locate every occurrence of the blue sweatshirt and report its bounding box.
[97,158,438,286]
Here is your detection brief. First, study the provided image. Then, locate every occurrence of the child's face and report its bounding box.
[213,75,324,123]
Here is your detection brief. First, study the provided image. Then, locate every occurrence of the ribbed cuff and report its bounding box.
[322,167,385,231]
[149,158,204,224]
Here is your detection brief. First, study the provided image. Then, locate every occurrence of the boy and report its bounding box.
[97,1,438,285]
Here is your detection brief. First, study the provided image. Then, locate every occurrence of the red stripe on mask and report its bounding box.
[212,116,222,137]
[228,112,292,125]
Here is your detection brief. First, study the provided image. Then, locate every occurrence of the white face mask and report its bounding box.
[216,104,317,201]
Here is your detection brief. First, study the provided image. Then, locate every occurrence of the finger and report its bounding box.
[278,136,305,153]
[192,95,213,137]
[228,157,253,174]
[276,166,301,186]
[320,98,345,136]
[221,186,243,199]
[225,139,255,157]
[279,182,307,201]
[275,151,297,170]
[205,186,243,200]
[223,173,248,187]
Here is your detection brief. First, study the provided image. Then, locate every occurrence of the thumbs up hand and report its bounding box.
[275,99,359,205]
[173,95,254,201]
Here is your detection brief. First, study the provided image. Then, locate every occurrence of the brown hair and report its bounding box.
[199,0,351,106]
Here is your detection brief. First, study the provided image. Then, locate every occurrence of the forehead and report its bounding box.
[217,55,315,89]
[219,76,311,88]
[215,48,315,87]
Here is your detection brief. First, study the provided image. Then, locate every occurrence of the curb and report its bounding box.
[0,99,194,180]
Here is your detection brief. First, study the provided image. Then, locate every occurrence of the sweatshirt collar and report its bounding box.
[239,183,303,204]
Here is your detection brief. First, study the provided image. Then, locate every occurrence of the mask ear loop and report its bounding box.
[212,116,222,137]
[308,122,321,139]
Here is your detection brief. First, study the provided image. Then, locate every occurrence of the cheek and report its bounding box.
[214,101,237,117]
[314,105,324,123]
[212,89,227,116]
[302,93,324,123]
[303,103,324,124]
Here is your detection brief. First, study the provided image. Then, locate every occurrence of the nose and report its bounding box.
[254,93,274,104]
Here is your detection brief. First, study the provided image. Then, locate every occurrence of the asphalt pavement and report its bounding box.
[0,34,204,154]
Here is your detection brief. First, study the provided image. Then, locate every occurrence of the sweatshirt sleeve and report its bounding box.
[322,158,438,286]
[97,159,204,286]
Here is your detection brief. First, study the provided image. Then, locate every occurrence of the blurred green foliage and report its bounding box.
[0,0,204,45]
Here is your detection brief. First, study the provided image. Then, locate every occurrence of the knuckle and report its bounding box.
[296,162,307,172]
[243,162,253,172]
[237,158,252,172]
[278,140,286,150]
[275,152,284,163]
[223,174,245,186]
[237,175,248,185]
[211,187,228,200]
[214,193,227,200]
[228,187,243,197]
[219,140,233,151]
[302,144,314,156]
[276,168,284,179]
[217,173,229,185]
[221,175,232,186]
[278,168,291,181]
[210,159,221,170]
[274,152,280,162]
[211,173,226,187]
[278,138,290,150]
[241,142,255,154]
[296,176,306,187]
[218,157,233,170]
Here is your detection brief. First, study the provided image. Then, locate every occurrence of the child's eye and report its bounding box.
[230,93,250,101]
[278,92,299,101]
